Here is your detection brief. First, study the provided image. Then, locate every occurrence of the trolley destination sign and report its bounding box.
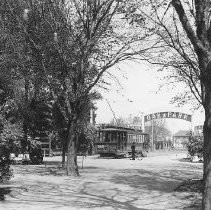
[144,112,192,122]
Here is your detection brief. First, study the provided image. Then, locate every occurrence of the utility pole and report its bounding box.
[151,120,154,151]
[106,99,118,125]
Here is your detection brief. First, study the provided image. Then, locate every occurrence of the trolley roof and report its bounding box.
[98,125,149,135]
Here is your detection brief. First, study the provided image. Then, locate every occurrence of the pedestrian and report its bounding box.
[131,142,135,160]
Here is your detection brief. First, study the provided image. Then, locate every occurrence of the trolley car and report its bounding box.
[95,125,149,158]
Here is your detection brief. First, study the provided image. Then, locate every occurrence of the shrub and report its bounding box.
[186,133,203,161]
[0,144,13,182]
[0,120,22,182]
[29,140,43,164]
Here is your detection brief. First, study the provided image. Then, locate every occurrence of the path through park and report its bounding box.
[0,151,202,210]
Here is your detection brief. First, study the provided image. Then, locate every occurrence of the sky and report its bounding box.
[95,61,204,133]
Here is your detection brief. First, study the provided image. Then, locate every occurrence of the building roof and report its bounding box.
[174,130,190,137]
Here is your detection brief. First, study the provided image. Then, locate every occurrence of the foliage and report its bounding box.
[110,115,142,127]
[77,124,97,155]
[17,0,139,175]
[134,1,211,207]
[0,118,23,155]
[0,100,23,181]
[143,136,150,151]
[0,144,13,183]
[145,119,172,142]
[28,139,43,164]
[186,133,203,161]
[28,98,54,139]
[0,0,157,177]
[120,0,201,108]
[110,117,128,126]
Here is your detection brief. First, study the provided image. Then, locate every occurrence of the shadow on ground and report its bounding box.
[70,168,202,209]
[179,158,203,164]
[175,179,203,193]
[110,170,175,194]
[0,187,11,201]
[8,156,202,210]
[175,179,203,209]
[179,157,192,162]
[75,182,149,210]
[110,168,201,192]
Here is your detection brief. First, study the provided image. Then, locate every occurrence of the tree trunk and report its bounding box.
[22,120,28,154]
[62,143,66,168]
[61,130,67,168]
[66,124,79,176]
[22,76,29,154]
[203,91,211,209]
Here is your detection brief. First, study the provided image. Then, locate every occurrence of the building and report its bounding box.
[194,125,203,136]
[173,130,190,149]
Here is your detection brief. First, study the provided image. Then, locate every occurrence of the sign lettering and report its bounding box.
[178,113,182,118]
[157,113,161,118]
[172,113,176,118]
[144,112,192,122]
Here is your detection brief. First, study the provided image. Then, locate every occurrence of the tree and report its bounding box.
[120,0,201,108]
[0,0,167,177]
[170,2,211,207]
[151,1,201,109]
[145,119,172,149]
[27,0,153,176]
[83,124,98,155]
[0,144,13,183]
[0,114,23,182]
[1,0,148,176]
[28,98,54,140]
[0,0,48,155]
[110,117,128,126]
[131,0,211,208]
[110,115,143,128]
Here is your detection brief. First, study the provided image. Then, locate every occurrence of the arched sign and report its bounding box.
[144,112,192,123]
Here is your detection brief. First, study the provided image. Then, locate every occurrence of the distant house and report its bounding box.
[173,130,190,149]
[194,125,203,136]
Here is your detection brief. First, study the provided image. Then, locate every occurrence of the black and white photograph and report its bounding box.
[0,0,210,209]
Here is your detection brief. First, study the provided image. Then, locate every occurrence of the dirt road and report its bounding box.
[0,151,202,210]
